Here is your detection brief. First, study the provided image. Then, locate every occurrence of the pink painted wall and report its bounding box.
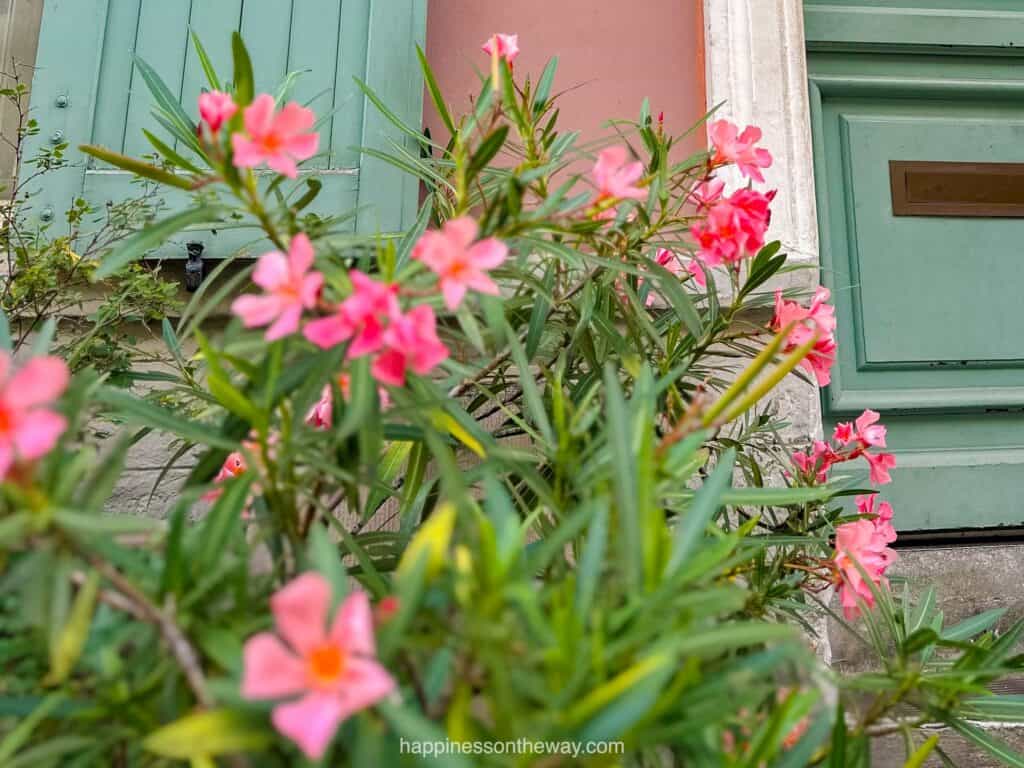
[424,0,707,155]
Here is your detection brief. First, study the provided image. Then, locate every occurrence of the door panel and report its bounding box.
[809,43,1024,531]
[24,0,426,258]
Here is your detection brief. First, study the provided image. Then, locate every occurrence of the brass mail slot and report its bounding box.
[889,160,1024,217]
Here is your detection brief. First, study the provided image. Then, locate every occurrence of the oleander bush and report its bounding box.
[1,32,1024,767]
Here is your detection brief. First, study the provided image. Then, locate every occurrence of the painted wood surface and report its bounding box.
[23,0,426,258]
[808,5,1024,530]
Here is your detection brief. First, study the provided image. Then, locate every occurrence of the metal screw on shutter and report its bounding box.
[40,207,54,221]
[50,130,63,144]
[54,94,68,108]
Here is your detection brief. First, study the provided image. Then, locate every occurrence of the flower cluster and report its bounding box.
[791,409,897,487]
[771,286,838,386]
[688,120,775,274]
[198,90,318,179]
[834,494,897,619]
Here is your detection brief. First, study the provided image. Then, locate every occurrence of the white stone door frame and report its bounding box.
[703,0,824,436]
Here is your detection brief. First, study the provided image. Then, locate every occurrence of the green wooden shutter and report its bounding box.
[23,0,426,258]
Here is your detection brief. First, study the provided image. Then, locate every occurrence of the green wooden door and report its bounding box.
[807,1,1024,531]
[23,0,426,257]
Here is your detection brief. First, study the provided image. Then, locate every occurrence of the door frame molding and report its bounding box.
[702,0,824,435]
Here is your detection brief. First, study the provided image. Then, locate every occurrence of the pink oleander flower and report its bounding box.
[690,187,775,270]
[709,119,773,183]
[412,217,508,310]
[198,90,237,134]
[0,353,69,479]
[856,493,896,541]
[305,373,390,429]
[834,497,898,619]
[692,179,726,208]
[791,439,842,484]
[202,451,247,502]
[686,259,707,288]
[371,305,449,387]
[232,234,323,341]
[771,286,838,386]
[231,94,319,178]
[865,450,897,485]
[593,146,647,204]
[304,271,399,355]
[481,33,519,64]
[242,574,395,760]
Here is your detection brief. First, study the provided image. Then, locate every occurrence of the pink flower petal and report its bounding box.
[287,234,315,276]
[285,132,319,162]
[271,692,346,760]
[232,294,285,328]
[266,153,299,179]
[444,216,479,248]
[304,314,354,349]
[230,135,263,168]
[252,251,290,291]
[270,572,331,655]
[4,357,69,410]
[265,304,303,341]
[467,238,508,269]
[274,102,316,137]
[12,410,66,460]
[440,278,468,310]
[328,591,376,656]
[244,94,277,138]
[241,632,307,700]
[300,272,324,308]
[371,350,406,387]
[337,656,396,713]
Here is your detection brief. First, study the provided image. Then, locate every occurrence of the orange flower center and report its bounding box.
[307,644,345,686]
[258,133,284,155]
[0,405,14,437]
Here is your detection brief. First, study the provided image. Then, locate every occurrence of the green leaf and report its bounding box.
[942,607,1006,641]
[646,259,702,337]
[292,177,322,212]
[962,695,1024,721]
[94,206,221,280]
[525,263,554,359]
[133,56,197,140]
[665,449,735,576]
[53,510,158,536]
[306,523,349,610]
[197,475,252,572]
[231,32,254,107]
[45,571,99,685]
[575,501,608,621]
[93,386,237,450]
[378,702,474,768]
[143,709,271,759]
[466,125,508,183]
[30,318,56,356]
[948,718,1024,768]
[902,627,938,655]
[604,365,641,592]
[0,694,66,762]
[80,144,195,190]
[532,56,559,115]
[416,44,455,136]
[0,310,11,352]
[143,129,205,174]
[190,30,222,91]
[903,735,940,768]
[506,324,554,445]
